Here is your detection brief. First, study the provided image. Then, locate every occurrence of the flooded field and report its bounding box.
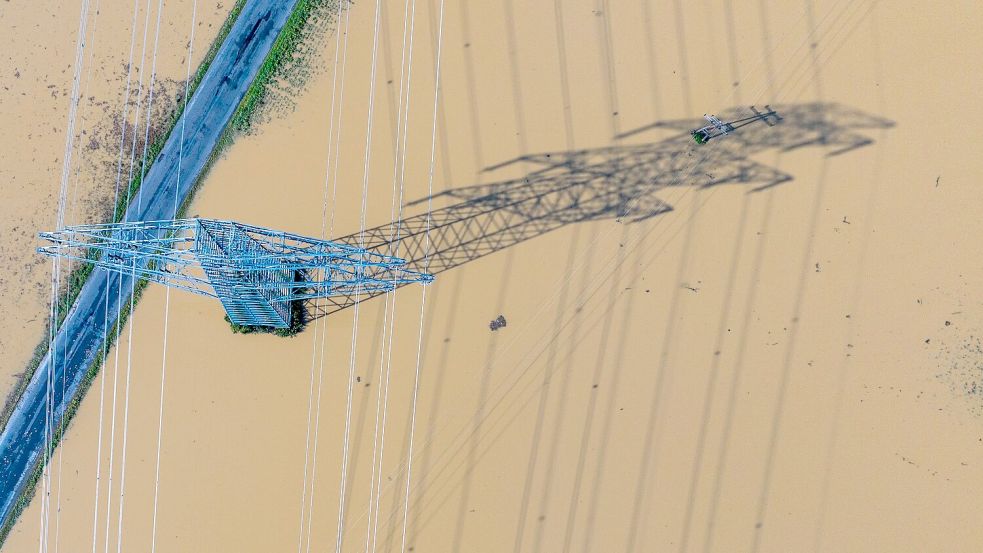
[0,0,228,397]
[3,0,983,551]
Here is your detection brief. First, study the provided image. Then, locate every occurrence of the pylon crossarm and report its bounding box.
[38,239,195,265]
[37,236,199,276]
[248,243,408,267]
[38,227,192,247]
[192,250,411,272]
[281,276,431,301]
[276,269,433,291]
[36,246,215,297]
[37,217,427,326]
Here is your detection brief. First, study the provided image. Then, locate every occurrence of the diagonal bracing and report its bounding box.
[38,218,434,328]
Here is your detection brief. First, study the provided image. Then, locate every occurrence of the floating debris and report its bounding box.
[489,315,507,331]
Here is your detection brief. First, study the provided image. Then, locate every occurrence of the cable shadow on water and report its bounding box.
[508,224,582,553]
[380,286,441,553]
[812,7,887,552]
[337,298,387,550]
[675,2,746,550]
[301,102,894,323]
[578,221,641,553]
[400,269,456,551]
[560,219,628,553]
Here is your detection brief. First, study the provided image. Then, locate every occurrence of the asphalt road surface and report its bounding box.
[0,0,300,530]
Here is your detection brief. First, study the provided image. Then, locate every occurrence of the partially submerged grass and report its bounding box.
[225,300,307,337]
[0,0,338,540]
[0,0,250,437]
[0,0,260,544]
[0,277,150,546]
[230,0,333,133]
[0,0,339,540]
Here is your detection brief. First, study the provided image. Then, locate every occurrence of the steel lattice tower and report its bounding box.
[38,218,433,328]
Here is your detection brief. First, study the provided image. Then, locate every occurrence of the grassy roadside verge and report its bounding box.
[0,0,248,439]
[229,0,331,133]
[0,0,249,543]
[0,0,334,544]
[0,279,150,547]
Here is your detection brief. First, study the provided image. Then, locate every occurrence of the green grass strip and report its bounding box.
[230,0,331,133]
[0,0,250,544]
[0,0,333,544]
[0,0,249,437]
[0,276,149,546]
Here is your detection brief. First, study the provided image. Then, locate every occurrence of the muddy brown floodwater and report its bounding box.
[0,0,228,395]
[4,0,983,552]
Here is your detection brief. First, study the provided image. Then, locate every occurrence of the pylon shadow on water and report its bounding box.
[302,102,894,322]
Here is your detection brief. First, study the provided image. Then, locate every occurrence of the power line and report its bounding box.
[149,2,198,551]
[334,0,387,549]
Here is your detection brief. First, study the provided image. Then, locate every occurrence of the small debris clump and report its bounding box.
[489,315,507,331]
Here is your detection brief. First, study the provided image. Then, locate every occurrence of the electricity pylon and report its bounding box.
[38,218,433,328]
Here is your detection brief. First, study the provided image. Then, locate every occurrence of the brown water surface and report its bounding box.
[4,1,983,552]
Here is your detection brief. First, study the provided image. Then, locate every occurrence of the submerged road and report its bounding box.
[0,0,300,531]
